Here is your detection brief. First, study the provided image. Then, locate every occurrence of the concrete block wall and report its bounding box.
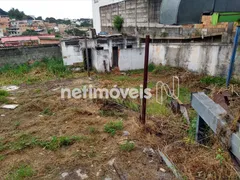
[0,45,61,67]
[99,0,229,39]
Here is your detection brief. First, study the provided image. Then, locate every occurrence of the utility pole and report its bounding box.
[84,35,90,77]
[140,35,150,125]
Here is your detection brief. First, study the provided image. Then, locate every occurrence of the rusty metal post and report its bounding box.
[84,35,90,77]
[141,35,150,125]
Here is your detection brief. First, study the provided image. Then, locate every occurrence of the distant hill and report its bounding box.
[0,8,8,16]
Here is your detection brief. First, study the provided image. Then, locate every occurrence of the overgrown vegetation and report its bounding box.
[152,65,174,74]
[200,76,240,86]
[216,149,225,165]
[179,87,191,104]
[0,57,71,86]
[115,98,139,112]
[7,164,34,180]
[120,141,135,152]
[0,134,84,152]
[147,98,171,117]
[104,120,123,136]
[113,15,124,32]
[0,89,9,104]
[187,117,197,141]
[38,136,82,151]
[41,108,53,116]
[200,76,226,86]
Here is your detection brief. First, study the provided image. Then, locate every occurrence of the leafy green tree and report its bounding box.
[8,8,25,20]
[113,15,124,32]
[36,16,43,20]
[80,21,93,27]
[45,17,57,23]
[22,29,39,36]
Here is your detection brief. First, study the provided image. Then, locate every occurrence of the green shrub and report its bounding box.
[148,63,156,72]
[200,76,226,86]
[38,136,81,151]
[120,141,135,152]
[7,164,34,180]
[152,65,173,74]
[113,15,124,32]
[104,120,123,136]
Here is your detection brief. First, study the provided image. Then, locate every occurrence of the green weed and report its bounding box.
[88,127,97,134]
[41,108,53,116]
[179,87,191,104]
[0,90,9,104]
[99,109,127,119]
[0,138,6,151]
[148,63,156,72]
[0,96,8,104]
[152,65,174,74]
[104,120,123,136]
[147,99,171,117]
[216,149,225,165]
[120,141,135,152]
[0,90,9,97]
[200,76,226,86]
[115,99,139,112]
[0,154,5,161]
[14,121,20,129]
[38,136,82,151]
[188,117,197,141]
[7,164,34,180]
[0,57,72,86]
[9,134,36,151]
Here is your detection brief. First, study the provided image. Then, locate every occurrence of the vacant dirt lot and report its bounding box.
[0,62,240,179]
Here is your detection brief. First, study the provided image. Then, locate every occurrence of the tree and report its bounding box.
[45,17,57,23]
[80,21,93,27]
[113,15,124,32]
[36,16,43,20]
[22,29,39,36]
[8,8,25,20]
[0,8,8,16]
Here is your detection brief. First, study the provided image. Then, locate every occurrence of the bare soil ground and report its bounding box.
[0,68,240,180]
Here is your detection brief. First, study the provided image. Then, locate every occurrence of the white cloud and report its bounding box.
[0,0,93,19]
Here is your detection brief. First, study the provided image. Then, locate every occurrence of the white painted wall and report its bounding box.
[119,48,144,71]
[149,43,233,76]
[92,49,111,71]
[61,40,238,77]
[61,41,83,66]
[92,0,125,33]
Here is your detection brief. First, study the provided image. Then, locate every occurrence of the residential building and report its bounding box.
[0,35,56,47]
[8,20,47,36]
[0,15,10,33]
[44,22,57,30]
[58,24,69,34]
[0,28,4,37]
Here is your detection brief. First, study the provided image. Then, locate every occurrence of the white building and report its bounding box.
[92,0,124,33]
[0,28,4,37]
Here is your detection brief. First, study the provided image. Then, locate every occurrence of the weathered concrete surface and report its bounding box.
[0,45,61,67]
[61,38,240,77]
[149,43,233,76]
